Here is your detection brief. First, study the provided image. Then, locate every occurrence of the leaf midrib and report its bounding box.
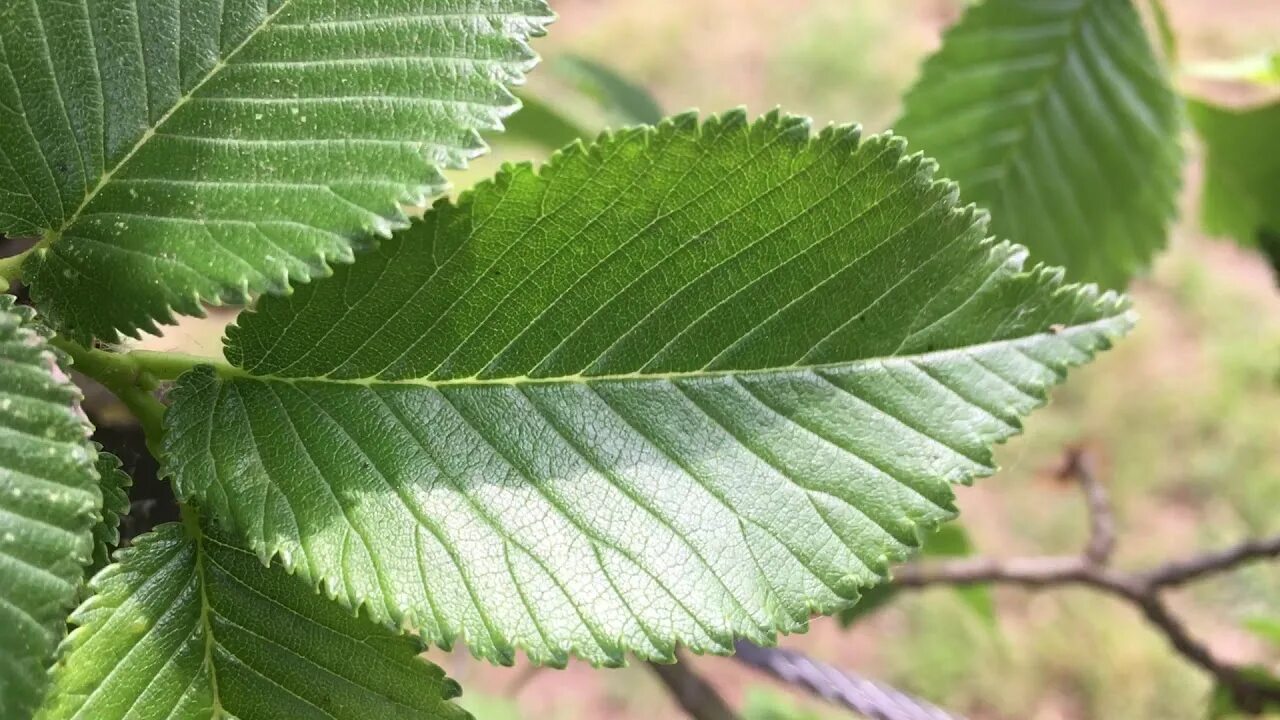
[42,0,298,247]
[211,314,1129,387]
[184,513,227,718]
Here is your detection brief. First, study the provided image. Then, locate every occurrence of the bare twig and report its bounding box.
[732,641,961,720]
[892,446,1280,712]
[1144,534,1280,589]
[1068,448,1116,566]
[648,654,742,720]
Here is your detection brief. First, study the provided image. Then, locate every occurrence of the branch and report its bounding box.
[892,446,1280,712]
[732,641,961,720]
[1145,535,1280,589]
[648,654,742,720]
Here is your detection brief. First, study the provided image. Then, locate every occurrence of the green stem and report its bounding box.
[0,234,55,283]
[0,249,31,283]
[128,348,232,381]
[49,337,205,456]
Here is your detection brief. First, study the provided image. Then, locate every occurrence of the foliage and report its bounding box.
[0,0,552,342]
[895,0,1182,288]
[1187,100,1280,253]
[39,519,467,720]
[0,297,100,719]
[0,0,1269,718]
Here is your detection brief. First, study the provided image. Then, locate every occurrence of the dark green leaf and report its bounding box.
[503,93,594,151]
[1187,99,1280,248]
[0,297,100,718]
[1,0,552,342]
[556,55,664,125]
[896,0,1182,288]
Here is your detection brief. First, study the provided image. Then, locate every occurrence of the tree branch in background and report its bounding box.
[723,446,1279,720]
[732,641,961,720]
[891,446,1280,713]
[648,654,743,720]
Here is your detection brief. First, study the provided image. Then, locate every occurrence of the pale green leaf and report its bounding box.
[0,297,100,719]
[39,522,469,720]
[87,447,129,576]
[0,0,552,342]
[896,0,1182,288]
[164,111,1133,667]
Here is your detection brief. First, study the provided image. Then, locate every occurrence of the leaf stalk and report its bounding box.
[50,338,174,455]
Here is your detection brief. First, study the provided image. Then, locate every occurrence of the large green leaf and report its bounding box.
[1187,99,1280,247]
[39,521,469,720]
[164,111,1133,667]
[895,0,1181,288]
[0,0,552,342]
[0,297,100,718]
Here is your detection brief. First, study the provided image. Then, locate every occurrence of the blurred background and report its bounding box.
[128,1,1280,718]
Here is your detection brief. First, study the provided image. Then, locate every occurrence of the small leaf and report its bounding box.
[1187,99,1280,248]
[896,0,1182,288]
[87,447,130,576]
[39,522,469,720]
[555,55,664,125]
[165,111,1132,667]
[0,296,100,719]
[1,0,552,342]
[506,58,662,152]
[504,93,594,151]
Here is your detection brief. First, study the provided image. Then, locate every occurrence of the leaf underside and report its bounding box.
[39,523,469,720]
[164,111,1133,668]
[0,0,552,342]
[895,0,1181,288]
[0,297,100,719]
[1187,99,1280,246]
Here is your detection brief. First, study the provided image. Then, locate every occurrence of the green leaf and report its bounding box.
[895,0,1182,288]
[0,0,552,342]
[506,58,662,152]
[555,55,664,126]
[39,521,469,720]
[164,111,1133,667]
[1187,99,1280,247]
[503,92,593,151]
[0,297,100,719]
[87,447,129,576]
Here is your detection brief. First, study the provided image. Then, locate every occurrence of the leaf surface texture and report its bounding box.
[0,297,99,718]
[165,112,1133,666]
[40,523,469,720]
[0,0,551,341]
